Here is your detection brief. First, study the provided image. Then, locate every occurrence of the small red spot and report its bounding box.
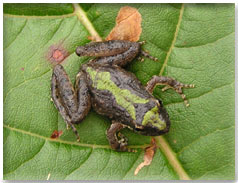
[46,43,69,65]
[52,50,64,61]
[20,67,24,71]
[50,130,63,139]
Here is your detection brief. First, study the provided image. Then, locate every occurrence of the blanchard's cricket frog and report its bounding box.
[51,40,194,151]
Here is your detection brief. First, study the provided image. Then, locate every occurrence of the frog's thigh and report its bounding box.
[76,40,131,57]
[51,72,80,141]
[51,73,70,122]
[53,64,78,117]
[107,122,128,151]
[71,72,91,124]
[89,42,140,66]
[146,76,194,106]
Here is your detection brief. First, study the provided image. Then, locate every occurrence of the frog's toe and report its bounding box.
[118,132,128,144]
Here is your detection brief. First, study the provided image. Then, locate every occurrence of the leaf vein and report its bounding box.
[60,17,78,45]
[159,4,184,76]
[163,81,234,107]
[175,31,234,49]
[156,136,190,180]
[73,3,102,42]
[3,124,110,149]
[4,19,28,50]
[197,163,232,179]
[122,151,142,179]
[22,18,64,67]
[4,69,51,104]
[177,125,235,155]
[97,150,111,177]
[64,148,93,179]
[49,143,60,179]
[4,140,46,176]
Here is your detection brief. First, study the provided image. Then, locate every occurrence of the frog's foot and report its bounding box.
[137,56,145,62]
[117,132,128,147]
[141,50,159,62]
[67,121,80,142]
[107,122,129,152]
[146,76,195,107]
[139,40,146,45]
[138,41,159,62]
[170,83,195,107]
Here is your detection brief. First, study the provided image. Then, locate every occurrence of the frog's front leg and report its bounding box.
[51,64,91,141]
[106,121,129,152]
[146,76,195,107]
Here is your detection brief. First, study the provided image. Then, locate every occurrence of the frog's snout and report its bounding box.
[158,106,170,133]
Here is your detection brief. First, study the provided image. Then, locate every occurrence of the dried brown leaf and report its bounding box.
[106,6,142,42]
[134,138,157,175]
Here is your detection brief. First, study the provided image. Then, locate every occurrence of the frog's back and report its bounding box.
[82,64,158,127]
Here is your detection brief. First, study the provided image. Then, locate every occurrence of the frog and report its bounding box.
[51,40,194,151]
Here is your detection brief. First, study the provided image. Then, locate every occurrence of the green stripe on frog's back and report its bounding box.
[86,67,149,120]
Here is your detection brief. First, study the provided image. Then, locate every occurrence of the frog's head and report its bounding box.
[136,100,170,136]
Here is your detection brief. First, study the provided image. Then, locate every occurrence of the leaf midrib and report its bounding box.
[3,124,150,149]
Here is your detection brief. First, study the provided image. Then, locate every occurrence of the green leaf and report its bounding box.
[3,3,235,180]
[3,3,74,16]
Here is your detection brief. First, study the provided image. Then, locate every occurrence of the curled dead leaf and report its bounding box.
[106,6,142,42]
[134,138,157,175]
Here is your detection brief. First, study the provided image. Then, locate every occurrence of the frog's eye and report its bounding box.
[157,99,163,107]
[135,127,143,131]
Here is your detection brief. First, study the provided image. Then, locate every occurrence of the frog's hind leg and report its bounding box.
[51,72,80,141]
[146,76,195,107]
[71,72,91,124]
[89,41,141,67]
[76,40,132,57]
[107,122,129,152]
